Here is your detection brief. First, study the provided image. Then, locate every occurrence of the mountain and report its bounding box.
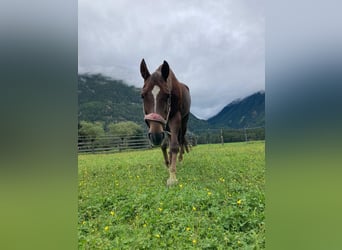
[78,74,207,129]
[78,74,143,126]
[188,113,208,131]
[78,74,264,130]
[207,91,265,128]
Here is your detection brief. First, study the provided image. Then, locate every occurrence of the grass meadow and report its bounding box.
[78,141,265,249]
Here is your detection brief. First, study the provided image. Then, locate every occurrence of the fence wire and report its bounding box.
[78,134,152,153]
[78,126,264,154]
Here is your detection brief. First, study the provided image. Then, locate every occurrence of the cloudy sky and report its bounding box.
[78,0,264,119]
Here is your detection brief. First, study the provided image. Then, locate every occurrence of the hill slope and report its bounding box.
[78,74,207,129]
[78,74,264,130]
[78,74,143,126]
[208,91,265,128]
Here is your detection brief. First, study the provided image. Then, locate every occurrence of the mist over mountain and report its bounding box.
[78,74,264,130]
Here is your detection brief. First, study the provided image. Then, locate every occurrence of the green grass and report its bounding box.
[78,141,265,249]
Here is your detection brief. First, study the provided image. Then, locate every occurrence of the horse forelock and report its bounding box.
[146,72,170,94]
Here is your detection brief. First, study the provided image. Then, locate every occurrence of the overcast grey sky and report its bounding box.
[78,0,264,119]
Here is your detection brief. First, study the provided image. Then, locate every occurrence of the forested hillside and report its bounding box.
[78,74,264,131]
[208,91,265,128]
[78,74,144,126]
[78,74,207,129]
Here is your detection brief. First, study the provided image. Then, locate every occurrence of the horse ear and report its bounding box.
[161,60,169,81]
[140,58,150,80]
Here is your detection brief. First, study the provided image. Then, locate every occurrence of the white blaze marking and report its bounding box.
[151,85,160,112]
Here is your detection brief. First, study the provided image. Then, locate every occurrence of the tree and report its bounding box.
[79,121,105,139]
[107,121,143,137]
[78,121,106,152]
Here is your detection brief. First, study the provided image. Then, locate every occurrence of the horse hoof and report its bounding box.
[167,178,178,186]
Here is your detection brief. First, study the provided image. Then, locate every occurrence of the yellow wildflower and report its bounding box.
[207,192,212,196]
[179,184,183,188]
[186,227,191,231]
[192,239,197,244]
[143,224,147,227]
[192,206,197,211]
[110,211,115,216]
[237,199,242,205]
[155,234,160,238]
[158,207,163,212]
[104,226,109,231]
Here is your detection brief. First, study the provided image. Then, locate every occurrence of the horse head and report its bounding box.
[140,59,171,146]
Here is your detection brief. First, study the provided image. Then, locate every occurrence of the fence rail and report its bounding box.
[78,134,152,153]
[189,126,265,145]
[78,126,264,154]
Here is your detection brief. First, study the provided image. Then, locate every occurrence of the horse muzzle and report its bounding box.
[148,132,165,146]
[144,113,167,146]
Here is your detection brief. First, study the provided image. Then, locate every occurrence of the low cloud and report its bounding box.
[79,0,264,119]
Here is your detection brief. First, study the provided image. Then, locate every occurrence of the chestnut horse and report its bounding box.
[140,59,191,186]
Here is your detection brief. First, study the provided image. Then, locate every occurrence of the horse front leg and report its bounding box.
[167,135,179,186]
[167,118,181,186]
[167,144,179,186]
[161,137,169,167]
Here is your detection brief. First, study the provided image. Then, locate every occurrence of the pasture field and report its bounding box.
[78,141,265,249]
